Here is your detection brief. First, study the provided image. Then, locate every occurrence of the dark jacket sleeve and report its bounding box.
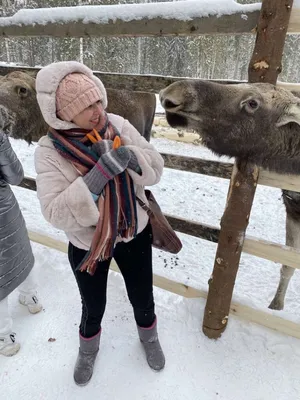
[0,133,24,186]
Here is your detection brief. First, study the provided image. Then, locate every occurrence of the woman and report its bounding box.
[34,61,165,386]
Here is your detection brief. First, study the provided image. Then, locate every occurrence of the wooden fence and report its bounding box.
[1,0,300,339]
[0,2,300,37]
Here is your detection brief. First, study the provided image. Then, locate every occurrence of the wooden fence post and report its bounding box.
[202,0,294,339]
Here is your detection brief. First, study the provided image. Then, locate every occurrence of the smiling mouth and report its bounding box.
[90,116,100,125]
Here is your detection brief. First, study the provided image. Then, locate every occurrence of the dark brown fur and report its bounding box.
[106,88,156,143]
[160,80,300,175]
[160,79,300,310]
[0,71,47,143]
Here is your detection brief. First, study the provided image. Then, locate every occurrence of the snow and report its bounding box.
[0,1,261,27]
[2,132,300,400]
[1,0,300,393]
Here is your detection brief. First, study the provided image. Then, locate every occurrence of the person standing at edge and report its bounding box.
[0,130,42,357]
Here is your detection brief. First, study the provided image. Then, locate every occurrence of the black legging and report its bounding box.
[68,223,155,338]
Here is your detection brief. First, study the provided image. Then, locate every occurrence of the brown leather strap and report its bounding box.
[136,197,153,217]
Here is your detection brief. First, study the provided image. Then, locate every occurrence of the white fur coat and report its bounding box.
[34,113,164,250]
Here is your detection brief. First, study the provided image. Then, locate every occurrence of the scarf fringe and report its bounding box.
[77,238,114,275]
[48,109,138,274]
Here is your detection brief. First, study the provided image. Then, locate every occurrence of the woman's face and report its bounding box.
[72,100,102,130]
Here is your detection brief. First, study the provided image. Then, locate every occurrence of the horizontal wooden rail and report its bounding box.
[19,152,292,193]
[0,5,262,38]
[27,230,300,340]
[167,214,300,270]
[160,153,233,178]
[243,235,300,270]
[1,4,300,38]
[162,155,300,192]
[20,175,300,269]
[1,65,300,94]
[20,156,300,196]
[258,169,300,191]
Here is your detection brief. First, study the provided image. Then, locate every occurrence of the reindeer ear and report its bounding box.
[276,104,300,127]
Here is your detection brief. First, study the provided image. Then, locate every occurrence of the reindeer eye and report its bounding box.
[248,99,258,109]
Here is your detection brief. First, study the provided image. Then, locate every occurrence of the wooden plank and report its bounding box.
[167,215,300,270]
[258,169,300,191]
[0,65,184,93]
[165,215,220,243]
[287,7,300,33]
[111,262,207,299]
[28,230,68,253]
[20,159,300,194]
[277,80,300,92]
[243,235,300,270]
[19,157,300,193]
[1,65,300,95]
[28,230,207,299]
[163,156,300,192]
[161,156,300,192]
[0,9,261,38]
[19,177,36,191]
[161,153,233,178]
[0,4,299,39]
[152,130,200,144]
[27,230,300,340]
[228,301,300,340]
[28,220,300,273]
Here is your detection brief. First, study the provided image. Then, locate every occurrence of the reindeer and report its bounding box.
[160,79,300,310]
[0,71,156,143]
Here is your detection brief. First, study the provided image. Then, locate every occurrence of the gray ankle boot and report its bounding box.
[74,330,101,386]
[137,318,165,371]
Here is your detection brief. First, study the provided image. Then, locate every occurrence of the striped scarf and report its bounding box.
[48,109,138,275]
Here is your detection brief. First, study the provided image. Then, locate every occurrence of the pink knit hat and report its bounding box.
[56,73,102,121]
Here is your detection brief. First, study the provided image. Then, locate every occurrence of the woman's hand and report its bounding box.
[92,139,113,156]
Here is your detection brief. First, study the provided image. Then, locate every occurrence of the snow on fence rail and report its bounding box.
[0,1,300,37]
[2,0,300,340]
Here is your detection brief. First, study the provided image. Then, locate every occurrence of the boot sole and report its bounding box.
[74,376,92,386]
[140,341,165,371]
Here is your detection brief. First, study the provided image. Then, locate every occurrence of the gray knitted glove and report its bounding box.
[83,146,131,195]
[91,139,113,156]
[128,150,142,175]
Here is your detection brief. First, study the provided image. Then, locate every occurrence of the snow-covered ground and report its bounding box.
[2,133,300,400]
